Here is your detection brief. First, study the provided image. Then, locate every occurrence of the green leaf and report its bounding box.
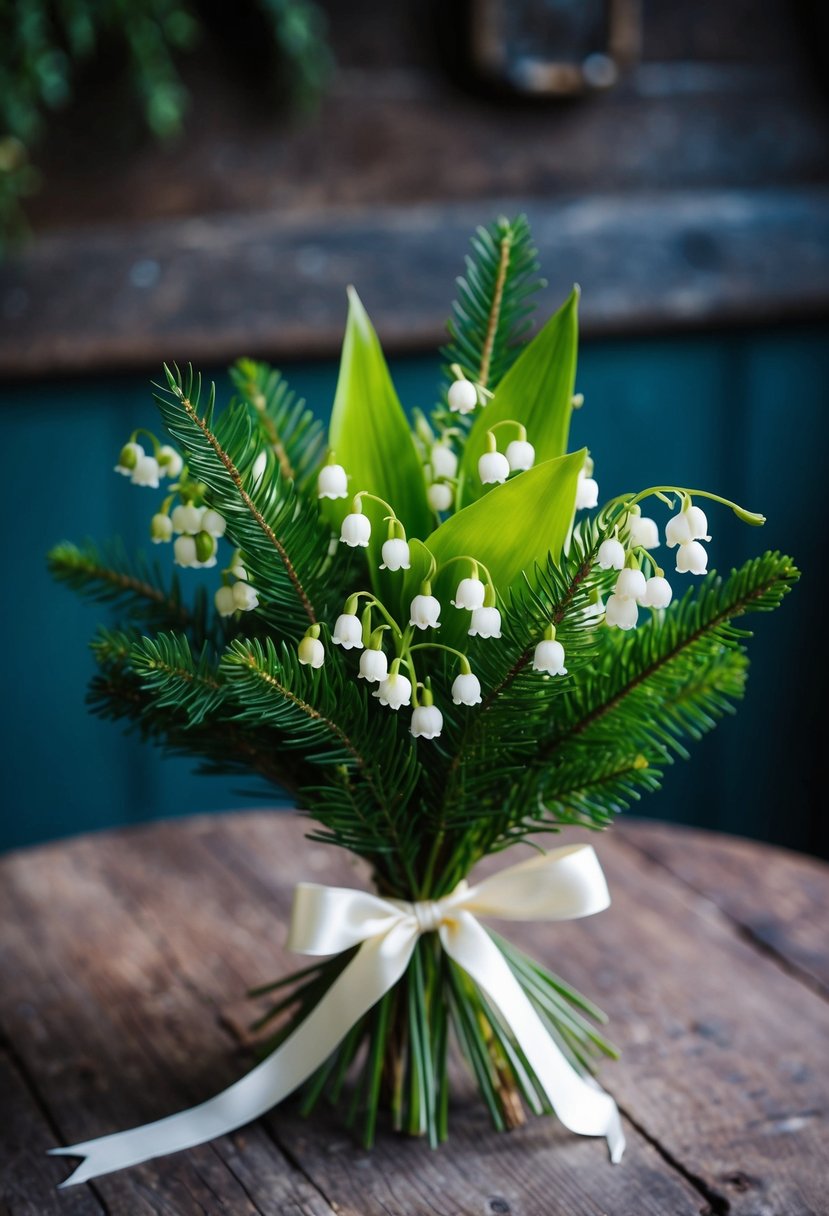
[326,288,432,587]
[418,449,585,647]
[458,288,580,508]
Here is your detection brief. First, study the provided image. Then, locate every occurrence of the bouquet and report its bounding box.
[48,216,798,1185]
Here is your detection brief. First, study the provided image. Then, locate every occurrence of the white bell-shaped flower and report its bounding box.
[533,639,567,676]
[448,378,478,414]
[427,482,453,512]
[505,439,535,472]
[173,535,198,568]
[380,538,411,571]
[605,593,638,630]
[150,513,173,543]
[317,463,348,500]
[431,443,458,480]
[666,505,711,547]
[332,613,364,649]
[158,445,183,478]
[214,585,236,617]
[478,450,510,485]
[675,540,708,575]
[115,441,144,476]
[298,635,325,668]
[628,514,660,550]
[643,576,673,609]
[410,703,443,739]
[340,512,371,547]
[359,648,388,683]
[469,606,502,638]
[230,563,247,581]
[615,567,648,603]
[374,671,412,710]
[201,508,227,538]
[232,581,259,611]
[451,671,482,706]
[452,576,486,610]
[409,593,441,630]
[597,538,625,570]
[575,472,599,510]
[171,504,204,535]
[131,454,160,488]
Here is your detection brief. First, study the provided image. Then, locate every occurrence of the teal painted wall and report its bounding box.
[1,327,825,855]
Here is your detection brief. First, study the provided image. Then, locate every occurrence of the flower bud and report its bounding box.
[317,463,348,500]
[409,594,441,630]
[340,512,371,548]
[359,648,388,683]
[374,672,412,710]
[410,703,443,739]
[232,581,259,611]
[451,671,482,706]
[214,585,236,617]
[150,513,173,543]
[505,439,535,472]
[298,635,325,668]
[597,538,625,570]
[332,613,364,649]
[380,537,411,571]
[452,577,485,611]
[478,450,510,485]
[427,482,453,512]
[431,443,458,480]
[533,639,567,676]
[157,445,183,478]
[447,378,478,414]
[675,540,708,575]
[468,606,502,638]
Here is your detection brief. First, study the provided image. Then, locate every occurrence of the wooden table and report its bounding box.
[2,813,828,1215]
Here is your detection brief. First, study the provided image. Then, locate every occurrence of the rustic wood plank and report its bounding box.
[0,832,338,1216]
[619,819,829,999]
[3,186,828,378]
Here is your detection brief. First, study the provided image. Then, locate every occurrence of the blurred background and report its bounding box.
[1,1,827,856]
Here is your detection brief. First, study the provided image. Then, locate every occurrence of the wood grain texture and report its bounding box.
[1,812,827,1214]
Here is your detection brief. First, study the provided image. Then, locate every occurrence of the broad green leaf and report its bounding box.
[458,287,580,509]
[405,449,585,647]
[325,288,432,594]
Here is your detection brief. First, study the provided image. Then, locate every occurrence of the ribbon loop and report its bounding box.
[51,843,625,1186]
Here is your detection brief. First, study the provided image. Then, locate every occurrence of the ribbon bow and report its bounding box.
[52,844,624,1186]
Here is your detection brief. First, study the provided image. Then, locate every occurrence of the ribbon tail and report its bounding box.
[440,913,625,1164]
[50,922,419,1186]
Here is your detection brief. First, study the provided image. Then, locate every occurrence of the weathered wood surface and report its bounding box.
[1,813,828,1214]
[3,187,829,379]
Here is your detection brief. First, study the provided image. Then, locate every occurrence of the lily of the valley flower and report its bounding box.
[410,593,441,630]
[598,538,626,570]
[359,648,388,683]
[628,513,660,550]
[157,445,183,478]
[298,631,325,669]
[173,535,198,568]
[340,511,371,548]
[643,575,673,608]
[451,670,482,706]
[447,378,478,415]
[201,508,227,538]
[131,454,160,488]
[411,702,443,739]
[427,482,453,512]
[380,537,411,571]
[232,581,259,612]
[666,504,711,547]
[115,441,144,476]
[676,540,708,575]
[332,612,364,649]
[171,504,204,535]
[505,438,535,472]
[469,606,502,638]
[605,593,638,630]
[150,513,173,543]
[575,471,599,510]
[533,636,567,676]
[478,449,510,485]
[214,585,236,617]
[615,567,648,603]
[374,671,412,710]
[194,531,218,568]
[431,442,458,479]
[317,462,348,500]
[452,576,486,611]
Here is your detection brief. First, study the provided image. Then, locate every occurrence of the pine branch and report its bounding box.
[230,358,325,492]
[129,633,227,726]
[48,540,205,634]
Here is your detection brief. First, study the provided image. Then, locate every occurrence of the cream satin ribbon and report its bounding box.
[51,844,624,1186]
